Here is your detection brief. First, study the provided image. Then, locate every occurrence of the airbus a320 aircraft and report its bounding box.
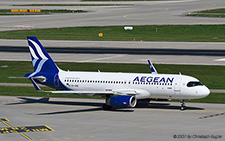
[25,36,210,111]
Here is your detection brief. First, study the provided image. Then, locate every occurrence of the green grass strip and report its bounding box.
[0,9,11,12]
[0,25,225,42]
[1,61,225,89]
[12,4,130,6]
[187,8,225,18]
[194,8,225,13]
[187,14,225,18]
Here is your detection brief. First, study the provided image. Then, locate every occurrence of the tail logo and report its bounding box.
[28,39,47,60]
[27,36,59,78]
[28,39,48,77]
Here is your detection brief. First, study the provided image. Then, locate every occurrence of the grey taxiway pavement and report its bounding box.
[1,0,225,31]
[0,96,224,141]
[1,39,225,65]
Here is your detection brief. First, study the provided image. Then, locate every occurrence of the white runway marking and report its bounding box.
[78,55,124,62]
[215,58,225,61]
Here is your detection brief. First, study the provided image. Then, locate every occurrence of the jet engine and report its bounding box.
[106,95,137,108]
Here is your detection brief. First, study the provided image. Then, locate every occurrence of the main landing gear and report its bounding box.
[180,99,186,111]
[102,96,113,111]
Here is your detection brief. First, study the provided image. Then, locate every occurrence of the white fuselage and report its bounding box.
[58,70,210,100]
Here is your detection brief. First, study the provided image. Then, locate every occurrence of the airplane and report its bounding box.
[25,36,210,111]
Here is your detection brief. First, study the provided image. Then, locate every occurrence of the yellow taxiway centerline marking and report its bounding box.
[45,125,55,131]
[199,112,225,119]
[201,4,216,9]
[19,133,32,140]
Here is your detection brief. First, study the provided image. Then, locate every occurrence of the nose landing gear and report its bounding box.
[180,99,186,111]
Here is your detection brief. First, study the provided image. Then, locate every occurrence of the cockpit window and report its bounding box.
[187,81,203,87]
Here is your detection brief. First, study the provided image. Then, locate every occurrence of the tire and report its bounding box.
[180,106,186,111]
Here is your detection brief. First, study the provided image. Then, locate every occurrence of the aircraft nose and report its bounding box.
[199,86,210,97]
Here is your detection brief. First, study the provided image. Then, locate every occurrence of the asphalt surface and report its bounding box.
[2,46,225,56]
[0,96,224,141]
[0,0,225,31]
[0,46,225,56]
[1,40,225,65]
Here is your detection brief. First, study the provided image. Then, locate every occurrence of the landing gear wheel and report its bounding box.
[180,106,186,111]
[180,99,186,111]
[102,104,112,111]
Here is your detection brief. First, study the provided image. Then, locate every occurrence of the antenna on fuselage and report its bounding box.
[148,60,158,74]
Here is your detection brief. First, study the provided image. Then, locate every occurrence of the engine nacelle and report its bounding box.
[106,95,137,108]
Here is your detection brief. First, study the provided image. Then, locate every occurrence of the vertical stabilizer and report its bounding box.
[27,36,59,77]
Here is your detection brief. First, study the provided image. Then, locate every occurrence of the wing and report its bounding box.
[46,89,150,99]
[29,77,149,98]
[47,89,138,96]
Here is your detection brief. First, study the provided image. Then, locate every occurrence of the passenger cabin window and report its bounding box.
[187,81,203,87]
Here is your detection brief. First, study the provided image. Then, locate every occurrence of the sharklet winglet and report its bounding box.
[148,60,158,74]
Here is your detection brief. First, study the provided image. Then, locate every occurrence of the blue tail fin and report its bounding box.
[26,36,67,90]
[26,36,59,77]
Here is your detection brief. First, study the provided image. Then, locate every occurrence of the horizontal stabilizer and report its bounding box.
[8,77,28,79]
[30,78,42,91]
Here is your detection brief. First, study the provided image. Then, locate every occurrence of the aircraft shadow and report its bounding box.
[8,97,103,107]
[36,108,103,115]
[136,102,205,110]
[5,97,204,115]
[7,97,134,114]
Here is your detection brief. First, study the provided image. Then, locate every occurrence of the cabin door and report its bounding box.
[174,77,181,95]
